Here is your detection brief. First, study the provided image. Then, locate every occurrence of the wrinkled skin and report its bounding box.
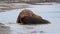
[21,16,50,25]
[16,9,50,24]
[16,9,42,23]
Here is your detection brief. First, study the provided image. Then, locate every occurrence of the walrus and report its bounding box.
[21,16,50,25]
[16,9,42,23]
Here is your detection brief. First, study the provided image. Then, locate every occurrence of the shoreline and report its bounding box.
[0,2,59,12]
[0,3,32,12]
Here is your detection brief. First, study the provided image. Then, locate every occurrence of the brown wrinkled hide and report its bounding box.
[21,16,50,25]
[16,9,50,24]
[16,9,42,23]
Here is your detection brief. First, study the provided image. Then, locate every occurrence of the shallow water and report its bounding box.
[0,3,60,34]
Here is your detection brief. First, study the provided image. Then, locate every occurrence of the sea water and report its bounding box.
[0,3,60,34]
